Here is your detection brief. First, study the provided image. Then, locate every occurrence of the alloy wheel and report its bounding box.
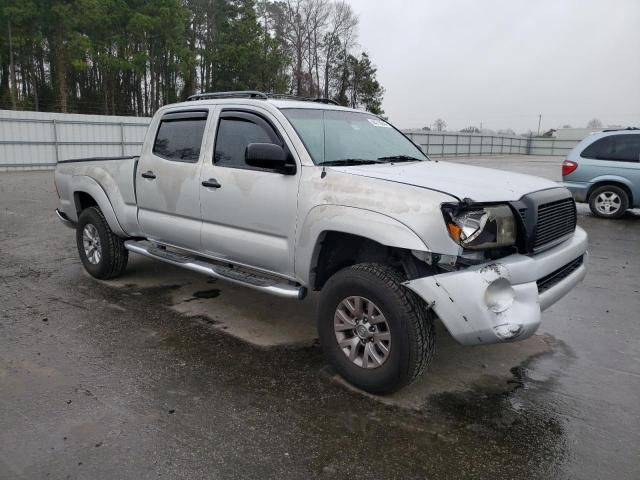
[595,191,622,215]
[334,296,391,369]
[82,224,102,265]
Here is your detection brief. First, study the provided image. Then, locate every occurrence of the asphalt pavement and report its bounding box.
[1,155,639,479]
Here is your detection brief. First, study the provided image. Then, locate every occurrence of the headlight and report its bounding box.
[442,204,517,250]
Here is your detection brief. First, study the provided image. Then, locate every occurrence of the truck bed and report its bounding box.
[54,156,142,236]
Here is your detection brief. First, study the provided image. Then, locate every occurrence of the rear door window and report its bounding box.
[153,110,208,162]
[581,134,640,162]
[581,137,613,160]
[610,135,640,162]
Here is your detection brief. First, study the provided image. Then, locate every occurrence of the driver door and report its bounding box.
[199,108,300,277]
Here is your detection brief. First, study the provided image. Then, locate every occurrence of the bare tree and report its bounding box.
[303,0,330,97]
[280,0,313,95]
[433,118,446,132]
[586,118,603,128]
[322,1,357,98]
[270,0,365,102]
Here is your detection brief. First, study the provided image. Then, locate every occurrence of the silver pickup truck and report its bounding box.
[54,91,588,393]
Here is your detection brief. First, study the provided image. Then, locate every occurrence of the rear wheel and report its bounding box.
[588,185,629,218]
[318,263,435,394]
[76,206,128,279]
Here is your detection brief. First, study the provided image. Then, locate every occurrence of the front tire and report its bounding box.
[318,263,435,394]
[76,206,128,279]
[588,185,629,218]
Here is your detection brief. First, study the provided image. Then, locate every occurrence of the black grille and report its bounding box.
[537,255,584,293]
[533,197,577,251]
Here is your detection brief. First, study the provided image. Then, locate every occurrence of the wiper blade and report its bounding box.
[320,158,385,166]
[377,155,423,162]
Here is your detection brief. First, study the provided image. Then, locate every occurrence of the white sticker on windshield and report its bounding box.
[367,118,392,128]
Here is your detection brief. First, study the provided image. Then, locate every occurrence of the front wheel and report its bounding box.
[317,263,435,394]
[76,206,128,279]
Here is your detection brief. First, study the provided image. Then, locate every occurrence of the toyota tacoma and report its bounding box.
[54,91,588,393]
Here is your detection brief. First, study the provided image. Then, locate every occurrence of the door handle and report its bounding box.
[201,178,221,189]
[141,170,156,179]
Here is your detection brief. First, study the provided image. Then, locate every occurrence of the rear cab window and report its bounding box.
[153,110,208,162]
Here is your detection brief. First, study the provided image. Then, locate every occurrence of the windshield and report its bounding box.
[281,108,427,165]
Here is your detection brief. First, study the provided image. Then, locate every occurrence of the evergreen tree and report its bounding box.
[0,0,384,115]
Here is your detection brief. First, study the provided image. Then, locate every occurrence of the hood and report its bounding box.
[331,160,560,202]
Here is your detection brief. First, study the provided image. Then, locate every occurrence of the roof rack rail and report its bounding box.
[265,93,339,105]
[187,91,268,101]
[187,90,341,106]
[267,93,306,101]
[602,126,639,132]
[312,98,340,106]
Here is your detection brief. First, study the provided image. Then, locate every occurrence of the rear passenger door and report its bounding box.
[581,134,640,198]
[199,108,300,277]
[136,109,210,251]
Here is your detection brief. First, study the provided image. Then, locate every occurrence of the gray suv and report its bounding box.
[563,128,640,218]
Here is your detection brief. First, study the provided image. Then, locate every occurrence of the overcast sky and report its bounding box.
[346,0,640,133]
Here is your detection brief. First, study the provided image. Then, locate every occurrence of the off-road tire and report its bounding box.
[588,184,629,219]
[318,263,435,394]
[76,206,128,279]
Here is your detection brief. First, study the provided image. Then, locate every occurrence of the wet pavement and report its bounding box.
[1,156,639,479]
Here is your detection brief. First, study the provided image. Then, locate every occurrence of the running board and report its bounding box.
[124,240,306,300]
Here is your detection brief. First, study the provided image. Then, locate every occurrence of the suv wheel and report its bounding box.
[318,263,435,394]
[588,185,629,218]
[76,206,128,279]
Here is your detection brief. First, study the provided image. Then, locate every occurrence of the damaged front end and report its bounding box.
[405,261,540,345]
[404,195,588,345]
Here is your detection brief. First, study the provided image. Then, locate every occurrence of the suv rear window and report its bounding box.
[581,134,640,162]
[153,111,208,162]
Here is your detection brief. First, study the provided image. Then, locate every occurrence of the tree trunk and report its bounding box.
[31,63,39,111]
[54,24,67,113]
[8,21,18,109]
[324,57,330,98]
[295,36,303,96]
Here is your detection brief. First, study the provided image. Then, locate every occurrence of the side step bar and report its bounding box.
[55,209,77,229]
[124,240,306,300]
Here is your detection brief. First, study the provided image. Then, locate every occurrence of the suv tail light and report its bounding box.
[562,160,578,176]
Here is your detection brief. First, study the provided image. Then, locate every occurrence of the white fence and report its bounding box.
[403,131,578,158]
[0,110,579,171]
[0,110,150,171]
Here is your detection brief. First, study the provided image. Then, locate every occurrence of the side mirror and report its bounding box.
[245,143,296,174]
